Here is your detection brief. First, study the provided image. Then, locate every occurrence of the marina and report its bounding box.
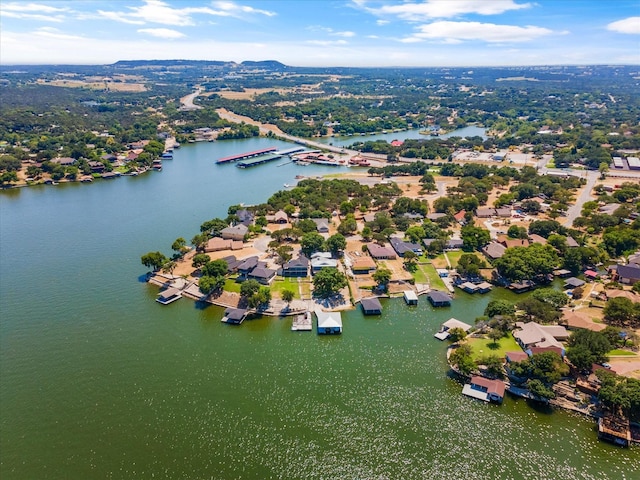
[216,146,277,163]
[236,153,282,168]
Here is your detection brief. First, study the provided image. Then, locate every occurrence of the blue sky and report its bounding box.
[1,0,639,66]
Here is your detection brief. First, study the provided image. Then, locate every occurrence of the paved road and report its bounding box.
[180,87,203,110]
[563,170,599,227]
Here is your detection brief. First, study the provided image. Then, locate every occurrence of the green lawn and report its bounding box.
[430,254,448,269]
[467,334,522,362]
[608,349,637,356]
[411,264,428,283]
[224,278,241,293]
[422,263,447,290]
[444,250,464,268]
[271,277,303,299]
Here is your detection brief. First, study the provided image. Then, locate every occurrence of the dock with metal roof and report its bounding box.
[216,147,277,164]
[236,153,283,168]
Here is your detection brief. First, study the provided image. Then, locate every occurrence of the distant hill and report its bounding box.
[240,60,288,71]
[111,59,289,71]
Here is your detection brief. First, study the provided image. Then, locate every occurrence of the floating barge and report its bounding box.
[237,154,282,168]
[216,147,277,164]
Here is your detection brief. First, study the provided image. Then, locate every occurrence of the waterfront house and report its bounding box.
[221,224,248,241]
[361,297,383,315]
[562,310,606,332]
[205,237,243,252]
[248,267,276,285]
[281,256,309,277]
[554,269,572,278]
[235,209,254,226]
[367,243,397,260]
[351,256,377,274]
[509,280,535,293]
[222,255,241,273]
[316,310,342,334]
[462,376,506,403]
[427,290,452,307]
[221,308,247,325]
[513,321,567,352]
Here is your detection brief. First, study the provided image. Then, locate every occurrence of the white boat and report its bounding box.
[284,183,292,188]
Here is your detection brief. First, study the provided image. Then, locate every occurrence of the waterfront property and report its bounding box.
[221,307,248,324]
[513,321,568,353]
[281,256,309,277]
[564,277,586,289]
[316,310,342,334]
[427,290,452,307]
[351,256,377,274]
[221,224,249,241]
[156,286,182,305]
[360,297,383,315]
[403,290,418,305]
[291,312,312,331]
[434,317,472,340]
[462,376,506,404]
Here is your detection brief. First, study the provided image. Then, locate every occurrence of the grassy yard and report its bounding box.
[430,254,449,269]
[467,334,522,362]
[224,278,242,293]
[412,264,428,284]
[444,250,464,268]
[422,263,447,290]
[609,349,637,356]
[271,277,303,299]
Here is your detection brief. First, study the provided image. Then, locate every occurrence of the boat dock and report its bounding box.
[216,147,277,164]
[237,154,283,168]
[291,312,312,331]
[275,147,306,156]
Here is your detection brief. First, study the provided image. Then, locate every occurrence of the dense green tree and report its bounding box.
[326,233,347,255]
[372,268,392,289]
[300,232,326,257]
[603,297,640,328]
[456,253,487,277]
[201,259,228,278]
[507,225,528,239]
[484,299,516,318]
[312,268,348,298]
[171,237,188,257]
[191,253,210,269]
[566,329,612,371]
[240,279,261,298]
[527,379,556,400]
[199,275,225,295]
[449,344,476,375]
[141,251,168,271]
[495,243,559,282]
[461,225,491,251]
[531,288,570,308]
[281,289,295,303]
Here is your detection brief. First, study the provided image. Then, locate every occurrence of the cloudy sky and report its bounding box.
[1,0,639,66]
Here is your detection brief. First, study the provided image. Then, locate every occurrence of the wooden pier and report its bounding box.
[291,312,312,331]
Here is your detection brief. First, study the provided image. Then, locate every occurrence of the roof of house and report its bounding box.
[470,376,506,398]
[221,224,249,236]
[506,351,529,363]
[426,213,446,221]
[249,267,276,279]
[238,256,259,271]
[528,234,547,245]
[495,207,512,217]
[206,237,231,250]
[442,318,472,332]
[617,264,640,281]
[562,310,606,332]
[584,269,599,278]
[454,210,467,222]
[361,297,383,311]
[599,203,621,214]
[564,277,586,288]
[284,256,309,269]
[513,321,567,349]
[498,236,529,249]
[311,218,330,230]
[604,289,640,302]
[274,210,288,221]
[483,241,507,259]
[367,243,397,258]
[316,310,342,328]
[352,256,377,270]
[446,239,464,248]
[566,236,579,248]
[311,257,338,268]
[476,207,496,217]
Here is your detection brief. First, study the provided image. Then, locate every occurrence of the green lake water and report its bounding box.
[1,138,638,479]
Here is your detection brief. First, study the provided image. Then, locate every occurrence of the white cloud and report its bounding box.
[332,31,356,37]
[376,19,390,26]
[2,2,69,13]
[607,17,640,35]
[402,21,555,43]
[33,27,83,41]
[355,0,532,20]
[1,11,66,22]
[306,39,348,46]
[138,28,185,38]
[95,0,275,27]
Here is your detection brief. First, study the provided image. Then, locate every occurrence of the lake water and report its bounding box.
[1,137,638,479]
[315,125,487,148]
